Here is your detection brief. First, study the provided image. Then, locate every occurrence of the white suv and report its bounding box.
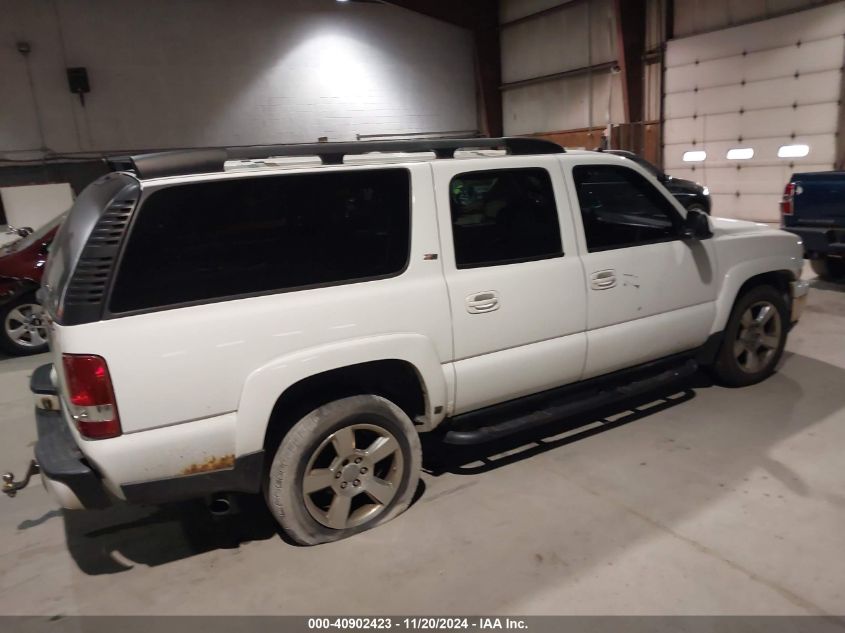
[3,138,809,545]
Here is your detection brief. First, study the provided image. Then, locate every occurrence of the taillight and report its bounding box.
[61,354,121,439]
[780,182,796,218]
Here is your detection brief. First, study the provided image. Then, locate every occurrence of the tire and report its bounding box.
[0,293,49,356]
[687,203,709,216]
[264,394,422,545]
[712,285,788,387]
[810,257,845,282]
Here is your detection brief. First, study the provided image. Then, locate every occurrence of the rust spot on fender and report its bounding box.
[181,454,235,475]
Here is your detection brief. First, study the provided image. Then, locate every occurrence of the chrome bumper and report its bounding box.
[791,279,810,323]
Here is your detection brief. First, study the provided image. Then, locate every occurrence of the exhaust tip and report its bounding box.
[208,494,232,516]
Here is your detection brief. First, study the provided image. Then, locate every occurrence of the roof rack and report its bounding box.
[107,137,565,180]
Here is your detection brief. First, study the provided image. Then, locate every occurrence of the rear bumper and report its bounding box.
[30,364,126,509]
[783,226,845,258]
[31,363,112,509]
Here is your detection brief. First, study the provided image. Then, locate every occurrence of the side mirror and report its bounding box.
[681,209,712,240]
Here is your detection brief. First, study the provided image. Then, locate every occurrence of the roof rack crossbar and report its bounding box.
[116,137,564,179]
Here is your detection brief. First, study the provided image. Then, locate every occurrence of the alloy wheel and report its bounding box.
[301,423,404,530]
[733,300,781,374]
[4,303,48,350]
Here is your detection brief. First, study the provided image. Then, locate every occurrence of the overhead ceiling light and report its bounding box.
[683,150,707,162]
[778,144,810,158]
[727,147,754,160]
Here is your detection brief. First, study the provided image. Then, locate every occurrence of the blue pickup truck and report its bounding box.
[781,171,845,281]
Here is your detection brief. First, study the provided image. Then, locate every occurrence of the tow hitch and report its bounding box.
[2,460,40,498]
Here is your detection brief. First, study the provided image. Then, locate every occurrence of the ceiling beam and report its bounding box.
[614,0,647,124]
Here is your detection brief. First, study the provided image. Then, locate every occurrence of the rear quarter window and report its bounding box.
[109,169,410,313]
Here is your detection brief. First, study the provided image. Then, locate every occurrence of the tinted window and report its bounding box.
[573,165,681,252]
[110,169,410,313]
[449,168,562,268]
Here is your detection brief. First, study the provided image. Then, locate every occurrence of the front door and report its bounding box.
[566,162,718,378]
[432,156,588,415]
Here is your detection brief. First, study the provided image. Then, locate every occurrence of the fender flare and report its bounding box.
[712,257,797,334]
[234,333,447,456]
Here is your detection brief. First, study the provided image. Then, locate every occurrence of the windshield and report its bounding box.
[607,151,663,179]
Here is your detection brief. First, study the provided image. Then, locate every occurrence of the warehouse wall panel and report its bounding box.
[500,0,622,136]
[503,69,624,136]
[673,0,831,38]
[501,0,615,84]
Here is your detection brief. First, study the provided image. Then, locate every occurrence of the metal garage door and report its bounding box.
[663,2,845,222]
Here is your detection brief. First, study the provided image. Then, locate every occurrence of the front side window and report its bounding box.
[110,169,410,313]
[573,164,681,252]
[449,168,563,268]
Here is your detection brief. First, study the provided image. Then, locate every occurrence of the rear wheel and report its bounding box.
[712,285,788,387]
[810,256,845,282]
[0,293,49,356]
[264,394,421,545]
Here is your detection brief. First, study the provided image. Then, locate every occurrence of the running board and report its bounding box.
[443,359,698,445]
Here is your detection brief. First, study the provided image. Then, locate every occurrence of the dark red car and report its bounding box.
[0,215,63,355]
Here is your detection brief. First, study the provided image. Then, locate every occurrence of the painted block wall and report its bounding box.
[0,0,477,158]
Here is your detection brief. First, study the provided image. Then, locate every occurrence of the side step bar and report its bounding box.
[443,359,698,445]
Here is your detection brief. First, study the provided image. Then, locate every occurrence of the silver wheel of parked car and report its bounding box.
[733,301,782,374]
[265,394,421,545]
[0,294,49,356]
[302,423,404,529]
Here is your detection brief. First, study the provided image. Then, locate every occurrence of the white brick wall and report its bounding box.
[0,0,477,156]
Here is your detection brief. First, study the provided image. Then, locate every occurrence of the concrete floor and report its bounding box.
[0,269,843,616]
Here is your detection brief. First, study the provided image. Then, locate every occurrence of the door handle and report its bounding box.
[590,269,617,290]
[466,291,500,314]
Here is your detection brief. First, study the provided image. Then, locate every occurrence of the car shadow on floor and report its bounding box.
[62,493,281,574]
[809,278,845,293]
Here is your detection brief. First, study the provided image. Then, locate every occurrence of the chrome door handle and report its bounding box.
[590,269,617,290]
[466,291,500,314]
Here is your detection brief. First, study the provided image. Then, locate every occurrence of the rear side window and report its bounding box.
[573,164,681,252]
[109,169,410,313]
[449,168,563,268]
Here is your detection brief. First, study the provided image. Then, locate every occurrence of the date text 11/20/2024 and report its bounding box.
[307,618,529,630]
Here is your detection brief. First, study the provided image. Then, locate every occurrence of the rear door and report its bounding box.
[566,162,718,378]
[432,156,587,415]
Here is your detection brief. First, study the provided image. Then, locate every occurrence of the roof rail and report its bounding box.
[112,137,565,179]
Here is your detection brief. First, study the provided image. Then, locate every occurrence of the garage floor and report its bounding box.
[1,269,843,616]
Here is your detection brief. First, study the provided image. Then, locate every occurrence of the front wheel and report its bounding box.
[265,395,422,545]
[0,293,49,356]
[712,285,788,387]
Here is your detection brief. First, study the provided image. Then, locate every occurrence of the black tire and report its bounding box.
[687,203,709,216]
[264,394,422,545]
[712,285,788,387]
[0,293,49,356]
[810,257,845,282]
